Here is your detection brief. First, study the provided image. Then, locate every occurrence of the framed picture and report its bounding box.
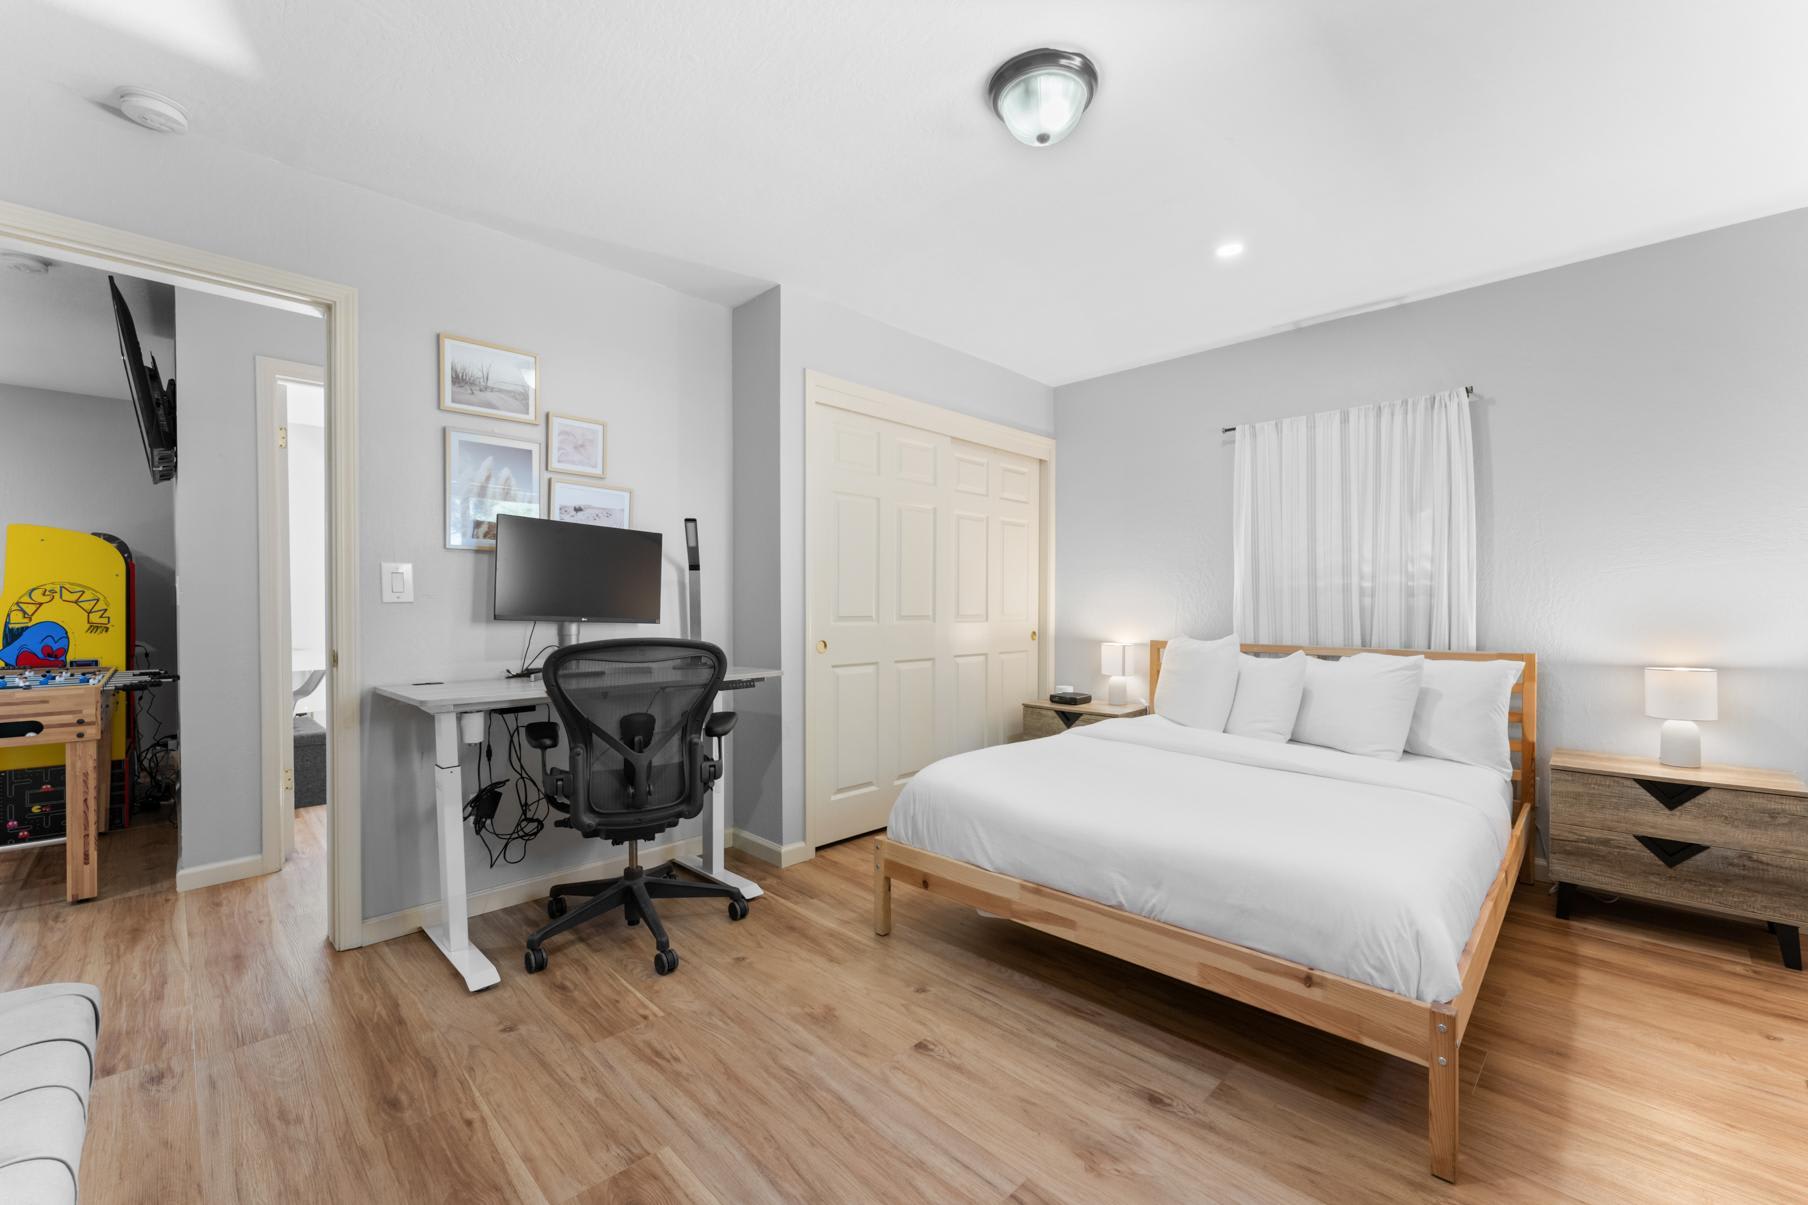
[439,334,538,423]
[546,411,607,477]
[445,427,542,550]
[549,477,632,529]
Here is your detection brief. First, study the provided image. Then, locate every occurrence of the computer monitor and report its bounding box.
[493,514,662,629]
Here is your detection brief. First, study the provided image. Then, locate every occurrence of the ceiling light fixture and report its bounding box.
[1215,241,1246,260]
[112,87,191,135]
[2,253,54,275]
[988,48,1098,148]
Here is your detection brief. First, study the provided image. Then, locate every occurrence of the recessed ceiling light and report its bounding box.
[2,253,53,275]
[112,87,190,135]
[989,48,1099,148]
[1215,241,1246,260]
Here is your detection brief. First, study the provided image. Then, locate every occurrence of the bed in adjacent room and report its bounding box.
[873,641,1536,1183]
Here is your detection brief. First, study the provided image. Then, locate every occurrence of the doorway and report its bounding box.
[803,372,1056,849]
[257,357,327,871]
[0,199,365,949]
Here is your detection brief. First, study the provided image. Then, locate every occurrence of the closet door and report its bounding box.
[947,438,1040,751]
[807,409,1041,848]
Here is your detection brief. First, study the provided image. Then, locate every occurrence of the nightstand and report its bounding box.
[1548,749,1808,970]
[1017,698,1147,741]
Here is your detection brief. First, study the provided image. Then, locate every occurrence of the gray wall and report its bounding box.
[2,73,732,919]
[1054,208,1808,828]
[0,382,179,737]
[172,290,324,869]
[731,286,1056,848]
[729,289,784,841]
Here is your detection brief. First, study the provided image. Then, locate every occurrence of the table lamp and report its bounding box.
[1100,642,1127,705]
[1645,667,1717,768]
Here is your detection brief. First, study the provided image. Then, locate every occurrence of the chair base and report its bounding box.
[525,852,747,976]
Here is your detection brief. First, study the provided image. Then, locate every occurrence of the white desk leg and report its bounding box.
[675,690,764,899]
[423,711,501,991]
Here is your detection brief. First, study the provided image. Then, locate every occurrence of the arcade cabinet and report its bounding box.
[0,524,151,846]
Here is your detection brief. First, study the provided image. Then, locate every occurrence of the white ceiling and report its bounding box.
[0,255,174,400]
[11,1,1808,384]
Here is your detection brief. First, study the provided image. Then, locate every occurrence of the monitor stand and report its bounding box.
[557,621,581,648]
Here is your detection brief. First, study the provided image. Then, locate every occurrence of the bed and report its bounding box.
[872,641,1537,1182]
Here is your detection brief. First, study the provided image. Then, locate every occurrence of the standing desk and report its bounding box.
[374,666,778,990]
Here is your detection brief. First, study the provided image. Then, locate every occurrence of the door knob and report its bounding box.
[1030,629,1038,641]
[816,639,828,653]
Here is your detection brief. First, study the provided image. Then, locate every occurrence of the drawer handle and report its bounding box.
[1635,779,1709,811]
[1633,834,1711,869]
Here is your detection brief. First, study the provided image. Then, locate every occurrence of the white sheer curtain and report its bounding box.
[1232,388,1477,651]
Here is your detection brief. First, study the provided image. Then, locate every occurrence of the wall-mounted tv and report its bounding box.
[109,276,176,483]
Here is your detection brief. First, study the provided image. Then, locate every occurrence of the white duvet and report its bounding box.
[887,715,1512,1002]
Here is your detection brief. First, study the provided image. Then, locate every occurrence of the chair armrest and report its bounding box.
[523,721,560,751]
[704,712,737,740]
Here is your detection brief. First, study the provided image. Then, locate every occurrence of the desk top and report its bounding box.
[374,667,779,714]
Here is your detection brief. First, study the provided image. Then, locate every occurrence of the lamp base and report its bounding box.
[1659,719,1702,768]
[1107,676,1127,706]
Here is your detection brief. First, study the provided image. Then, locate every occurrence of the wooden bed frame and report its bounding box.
[873,642,1537,1182]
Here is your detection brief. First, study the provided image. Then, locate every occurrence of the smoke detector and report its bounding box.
[2,253,53,275]
[113,87,190,134]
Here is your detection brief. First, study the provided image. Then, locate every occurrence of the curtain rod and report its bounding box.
[1220,385,1473,435]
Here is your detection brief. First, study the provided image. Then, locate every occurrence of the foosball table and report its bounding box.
[0,666,115,901]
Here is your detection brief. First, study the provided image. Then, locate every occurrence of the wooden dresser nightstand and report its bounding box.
[1016,698,1147,741]
[1548,749,1808,970]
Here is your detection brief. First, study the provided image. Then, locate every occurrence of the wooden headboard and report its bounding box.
[1148,640,1538,811]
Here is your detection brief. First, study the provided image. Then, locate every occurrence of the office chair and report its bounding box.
[521,639,746,976]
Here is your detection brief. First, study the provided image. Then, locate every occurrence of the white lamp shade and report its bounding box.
[1100,642,1126,676]
[1644,667,1717,721]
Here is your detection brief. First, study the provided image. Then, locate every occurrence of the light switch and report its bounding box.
[381,561,414,603]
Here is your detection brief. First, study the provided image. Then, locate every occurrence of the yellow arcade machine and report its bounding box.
[0,524,138,845]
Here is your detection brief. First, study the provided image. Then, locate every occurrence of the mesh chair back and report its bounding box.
[542,639,726,836]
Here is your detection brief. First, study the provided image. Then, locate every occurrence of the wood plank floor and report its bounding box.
[3,809,1805,1203]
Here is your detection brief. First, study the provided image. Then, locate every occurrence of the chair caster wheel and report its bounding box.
[546,895,567,919]
[653,948,679,975]
[626,910,640,927]
[525,947,548,974]
[728,898,749,922]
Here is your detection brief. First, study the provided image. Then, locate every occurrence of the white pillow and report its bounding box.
[1224,651,1307,741]
[1406,659,1524,776]
[1291,653,1425,760]
[1153,634,1240,731]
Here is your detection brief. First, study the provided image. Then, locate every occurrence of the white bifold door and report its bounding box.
[807,404,1041,848]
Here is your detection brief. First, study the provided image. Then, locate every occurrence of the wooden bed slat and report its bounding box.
[876,837,1430,1064]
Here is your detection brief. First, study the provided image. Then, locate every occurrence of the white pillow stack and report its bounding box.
[1154,638,1520,775]
[1153,633,1240,731]
[1224,652,1307,741]
[1290,653,1426,761]
[1406,658,1524,776]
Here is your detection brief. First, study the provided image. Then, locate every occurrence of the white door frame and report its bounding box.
[256,357,325,873]
[802,370,1056,849]
[0,199,366,951]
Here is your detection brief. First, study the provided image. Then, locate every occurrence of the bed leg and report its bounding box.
[1518,814,1538,886]
[873,841,892,936]
[1428,1006,1459,1182]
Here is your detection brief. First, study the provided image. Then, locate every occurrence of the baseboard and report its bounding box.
[175,852,268,893]
[729,827,813,868]
[359,833,705,946]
